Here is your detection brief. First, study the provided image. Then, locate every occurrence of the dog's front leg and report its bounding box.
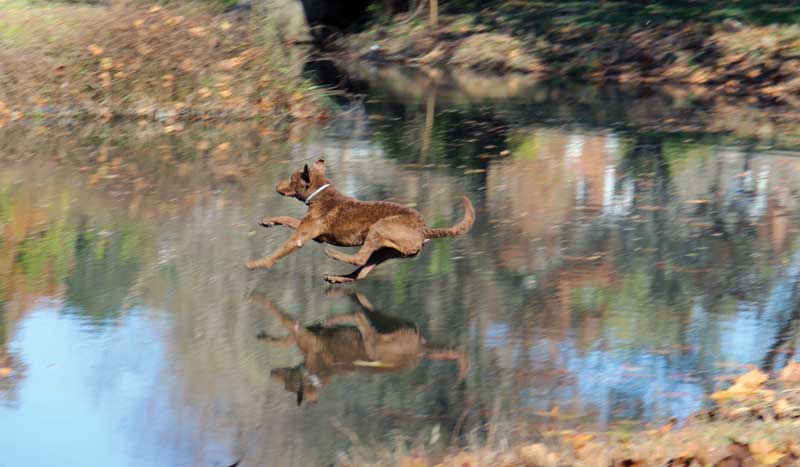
[247,227,318,270]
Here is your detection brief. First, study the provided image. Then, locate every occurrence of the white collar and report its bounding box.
[305,183,330,205]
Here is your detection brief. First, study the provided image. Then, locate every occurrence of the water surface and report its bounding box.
[2,64,800,466]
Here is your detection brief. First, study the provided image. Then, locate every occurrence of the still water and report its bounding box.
[1,63,800,466]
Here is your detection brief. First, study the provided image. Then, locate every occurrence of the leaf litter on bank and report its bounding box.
[350,363,800,467]
[0,2,327,125]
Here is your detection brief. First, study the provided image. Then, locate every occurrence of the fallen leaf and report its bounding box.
[659,416,677,435]
[567,433,595,450]
[735,369,768,389]
[87,44,104,56]
[613,459,646,467]
[750,440,784,466]
[778,361,800,384]
[713,457,740,467]
[774,398,790,418]
[165,15,184,26]
[398,456,428,467]
[163,123,183,133]
[0,367,12,378]
[519,443,551,466]
[712,369,768,400]
[665,456,694,467]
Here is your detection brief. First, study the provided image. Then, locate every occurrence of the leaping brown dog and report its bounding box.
[246,159,475,283]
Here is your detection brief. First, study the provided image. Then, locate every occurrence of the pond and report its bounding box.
[1,62,800,466]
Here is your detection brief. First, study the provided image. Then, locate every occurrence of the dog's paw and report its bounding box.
[323,274,353,284]
[259,219,277,228]
[255,331,268,339]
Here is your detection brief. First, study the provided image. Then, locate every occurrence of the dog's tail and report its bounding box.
[422,196,475,239]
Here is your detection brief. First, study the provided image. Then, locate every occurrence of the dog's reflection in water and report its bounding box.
[251,291,469,406]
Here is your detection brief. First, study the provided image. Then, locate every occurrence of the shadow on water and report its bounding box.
[1,61,800,465]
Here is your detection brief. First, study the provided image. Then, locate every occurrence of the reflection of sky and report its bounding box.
[720,250,800,364]
[510,336,707,427]
[481,250,800,428]
[0,305,181,467]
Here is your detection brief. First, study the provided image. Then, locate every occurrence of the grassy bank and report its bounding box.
[0,0,328,125]
[346,365,800,467]
[341,2,800,107]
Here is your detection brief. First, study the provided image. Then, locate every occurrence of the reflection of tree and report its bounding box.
[64,221,145,324]
[763,285,800,372]
[0,302,25,406]
[369,99,508,167]
[0,179,76,404]
[420,85,437,163]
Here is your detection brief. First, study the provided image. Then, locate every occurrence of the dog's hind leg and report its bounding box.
[324,238,383,266]
[323,247,400,283]
[260,216,301,229]
[323,264,376,284]
[324,217,425,267]
[256,333,295,347]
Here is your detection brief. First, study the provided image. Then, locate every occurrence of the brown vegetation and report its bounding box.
[0,1,327,124]
[342,16,800,107]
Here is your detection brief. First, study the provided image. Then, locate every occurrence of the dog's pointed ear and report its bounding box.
[301,164,311,184]
[312,159,326,175]
[296,386,304,406]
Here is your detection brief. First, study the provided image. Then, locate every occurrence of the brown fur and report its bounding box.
[251,291,469,406]
[246,159,475,283]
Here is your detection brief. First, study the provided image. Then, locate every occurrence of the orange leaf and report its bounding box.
[87,44,104,56]
[778,361,800,384]
[711,369,768,400]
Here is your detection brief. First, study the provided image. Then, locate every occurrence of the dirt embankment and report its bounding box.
[341,16,800,107]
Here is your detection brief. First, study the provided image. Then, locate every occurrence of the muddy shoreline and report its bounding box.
[338,15,800,109]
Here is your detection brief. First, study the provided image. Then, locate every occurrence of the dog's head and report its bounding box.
[275,159,329,202]
[270,367,322,406]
